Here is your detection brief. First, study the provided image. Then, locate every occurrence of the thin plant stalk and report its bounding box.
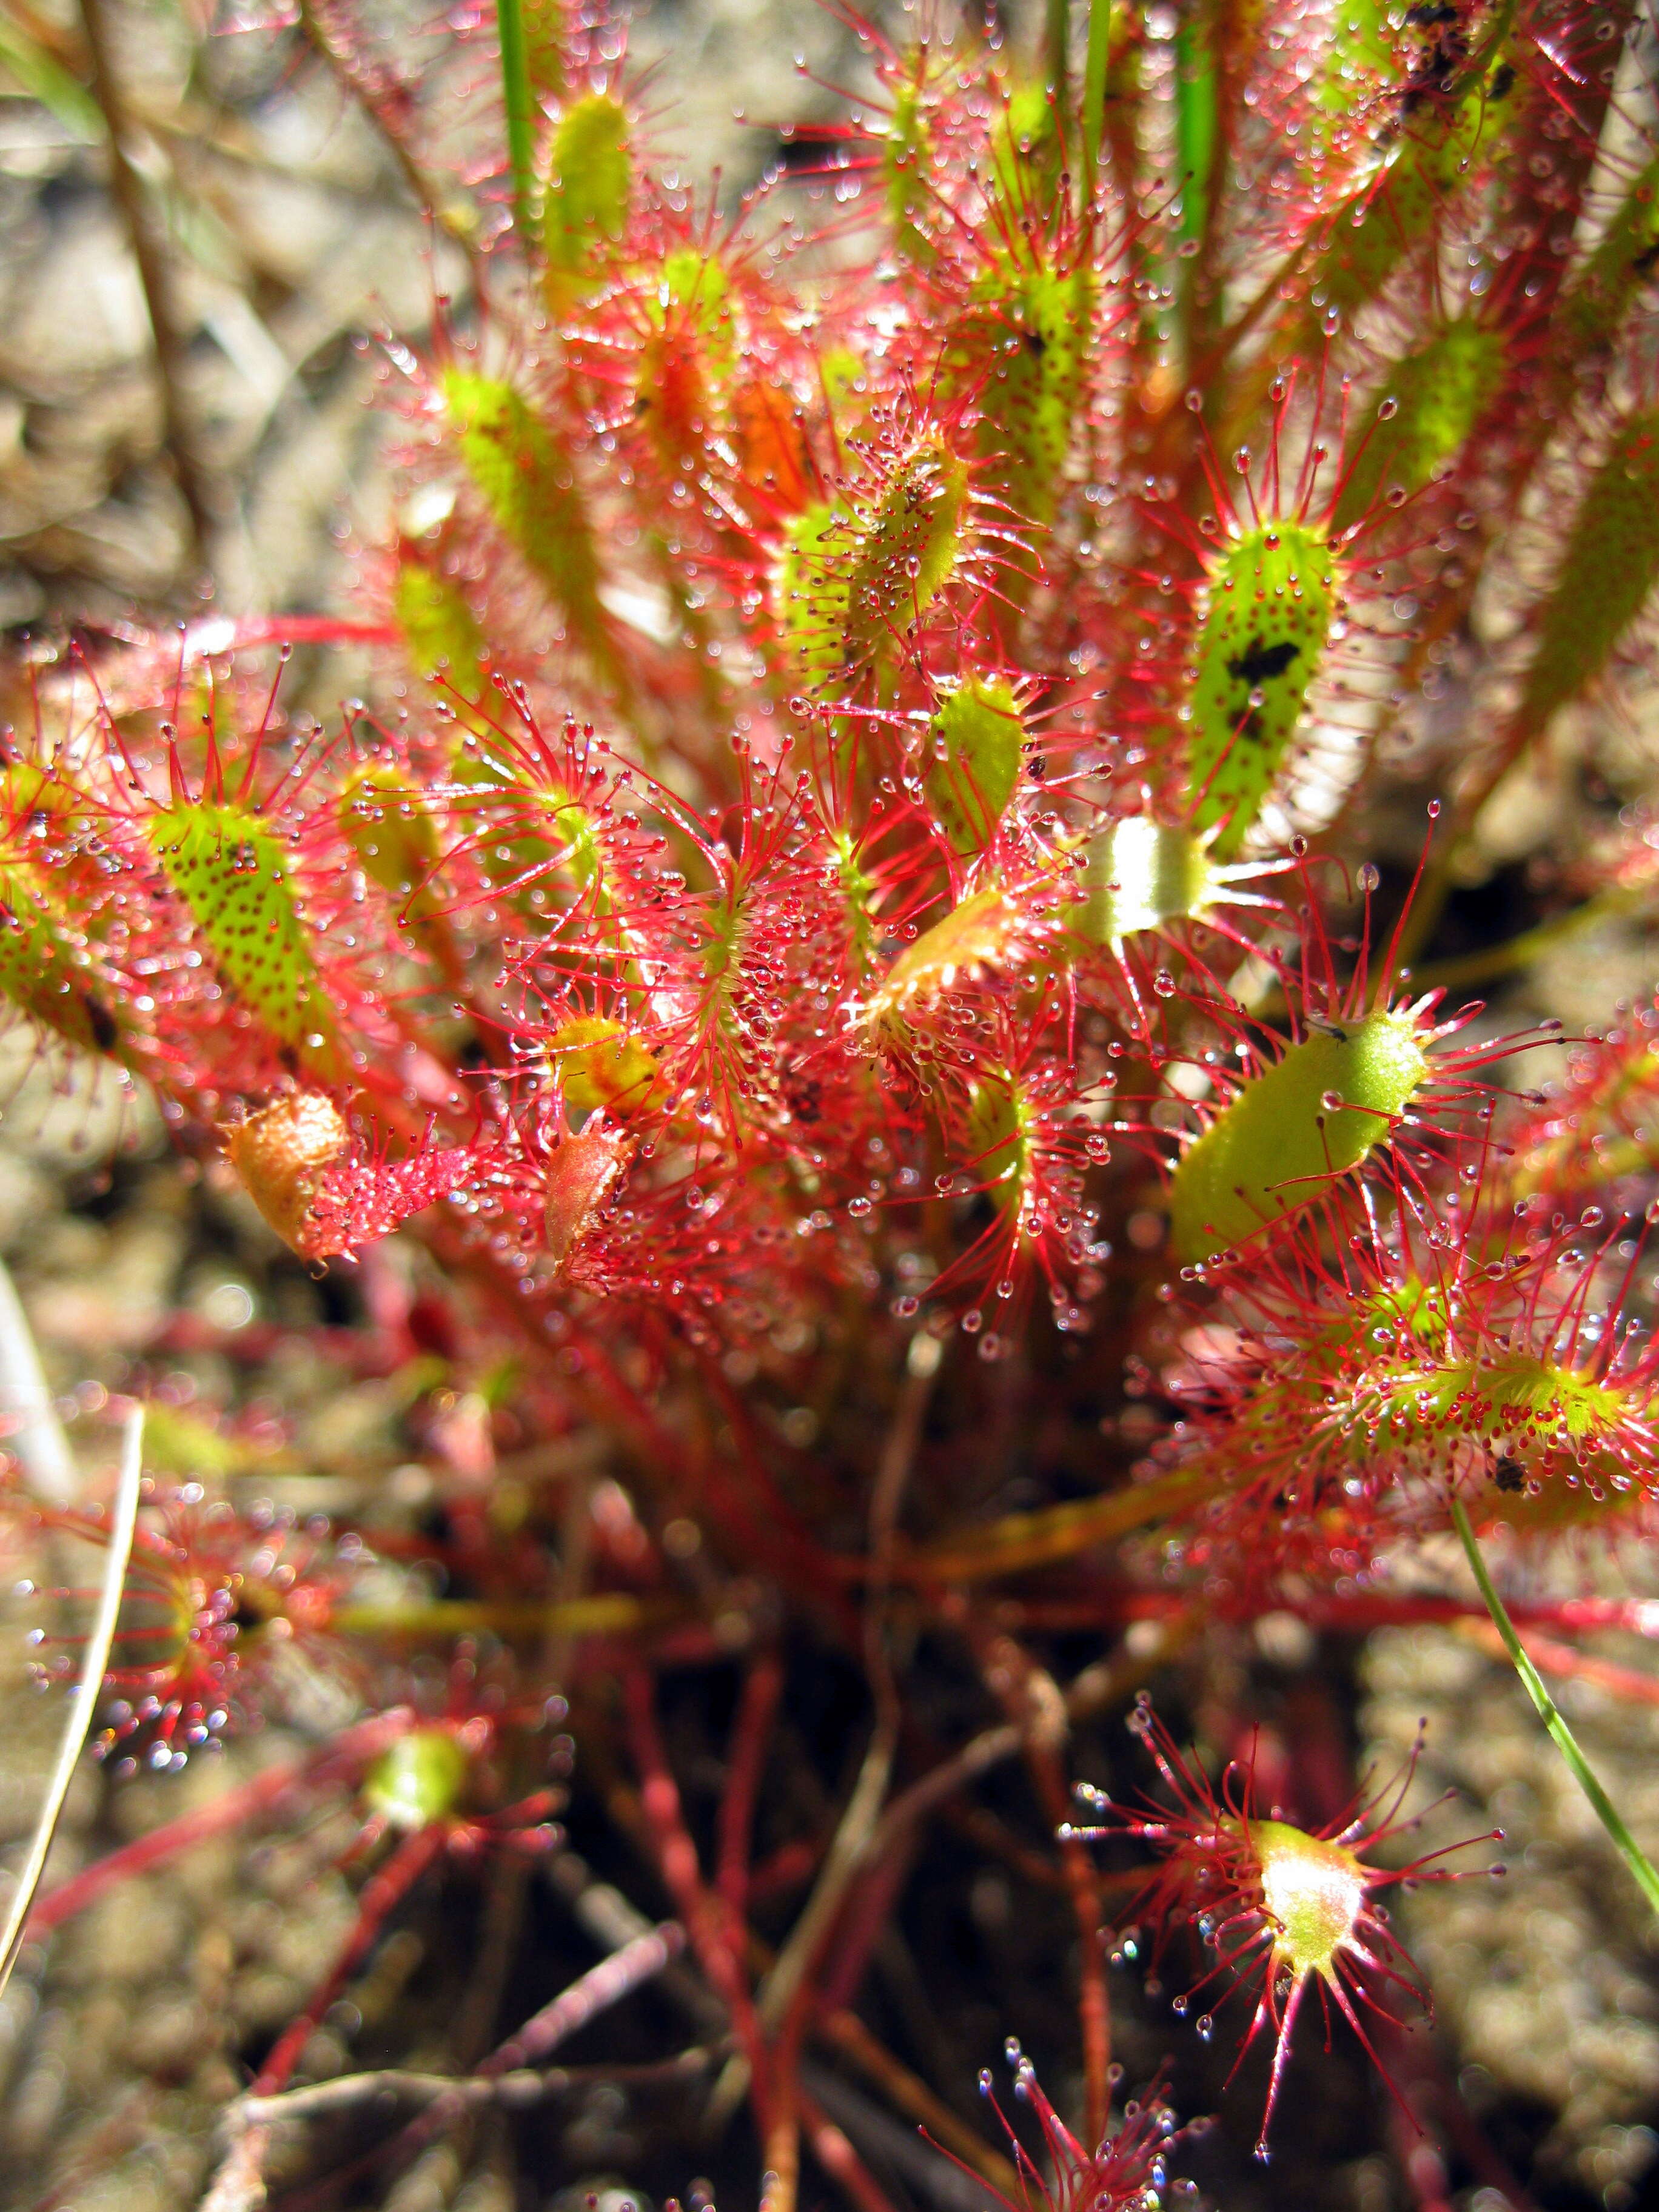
[0,1408,143,1998]
[0,1258,77,1507]
[1449,1490,1659,1917]
[1081,0,1111,206]
[496,0,536,241]
[297,0,481,266]
[75,0,212,563]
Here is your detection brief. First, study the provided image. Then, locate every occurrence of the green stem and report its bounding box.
[900,1458,1216,1584]
[1171,12,1216,370]
[1413,886,1641,994]
[1045,0,1070,106]
[333,1592,679,1640]
[1449,1491,1659,1917]
[495,0,535,241]
[1171,23,1214,248]
[1081,0,1111,207]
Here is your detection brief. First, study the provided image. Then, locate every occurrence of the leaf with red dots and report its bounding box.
[149,804,330,1057]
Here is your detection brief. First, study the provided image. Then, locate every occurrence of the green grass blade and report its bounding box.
[0,1409,144,1998]
[495,0,535,240]
[1045,0,1069,105]
[0,17,102,141]
[1172,14,1215,252]
[1450,1491,1659,1918]
[1081,0,1110,203]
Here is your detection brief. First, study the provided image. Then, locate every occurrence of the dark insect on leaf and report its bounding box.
[1226,638,1301,687]
[82,995,118,1054]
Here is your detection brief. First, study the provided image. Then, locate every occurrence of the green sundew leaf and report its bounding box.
[1070,817,1218,950]
[339,769,440,903]
[961,1070,1031,1215]
[520,0,566,102]
[1310,36,1516,332]
[1187,521,1339,858]
[549,1015,666,1117]
[140,1399,298,1480]
[657,250,732,354]
[1315,0,1398,130]
[393,560,494,732]
[1332,318,1506,532]
[0,864,122,1058]
[149,803,329,1054]
[453,719,616,915]
[1,760,82,838]
[1480,1467,1642,1534]
[1316,132,1473,327]
[1361,1336,1656,1532]
[1330,0,1396,80]
[364,1729,470,1831]
[868,885,1032,1032]
[829,826,882,975]
[541,91,632,295]
[961,259,1091,532]
[1515,410,1659,740]
[819,348,872,435]
[775,431,970,691]
[1373,1352,1626,1453]
[1231,1278,1441,1443]
[1250,1821,1369,1981]
[926,678,1024,857]
[636,250,735,466]
[885,76,935,264]
[699,878,750,997]
[682,882,771,1114]
[1361,1276,1441,1350]
[1559,155,1659,361]
[441,372,615,688]
[338,766,464,984]
[852,433,969,640]
[988,77,1056,210]
[776,503,846,689]
[1169,1007,1429,1261]
[460,751,609,911]
[538,800,605,897]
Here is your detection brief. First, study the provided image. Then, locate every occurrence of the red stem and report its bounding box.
[1028,1737,1111,2142]
[621,1667,773,2114]
[717,1652,785,1918]
[254,1823,449,2094]
[799,2085,904,2212]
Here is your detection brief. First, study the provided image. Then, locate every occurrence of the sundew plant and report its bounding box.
[7,0,1659,2205]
